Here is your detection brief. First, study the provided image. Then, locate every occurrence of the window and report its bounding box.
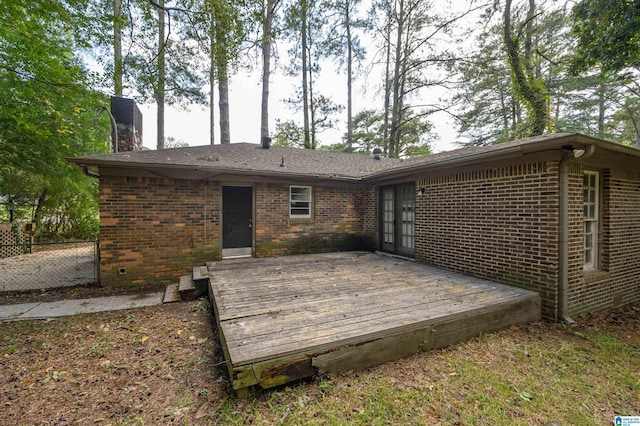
[584,171,599,269]
[290,186,312,218]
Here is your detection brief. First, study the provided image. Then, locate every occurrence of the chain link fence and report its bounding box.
[0,240,99,292]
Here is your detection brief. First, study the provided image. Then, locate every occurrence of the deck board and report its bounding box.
[208,252,541,394]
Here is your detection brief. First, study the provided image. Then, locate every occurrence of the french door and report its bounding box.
[380,183,415,257]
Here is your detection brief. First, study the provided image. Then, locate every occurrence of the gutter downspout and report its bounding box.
[558,144,595,323]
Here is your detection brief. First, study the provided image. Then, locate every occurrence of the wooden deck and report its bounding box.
[207,251,541,396]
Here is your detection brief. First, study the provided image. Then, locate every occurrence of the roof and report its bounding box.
[69,133,640,183]
[70,143,403,182]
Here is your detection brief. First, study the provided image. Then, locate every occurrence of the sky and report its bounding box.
[135,0,478,154]
[139,67,461,154]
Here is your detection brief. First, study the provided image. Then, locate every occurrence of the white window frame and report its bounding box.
[583,171,599,270]
[290,186,312,218]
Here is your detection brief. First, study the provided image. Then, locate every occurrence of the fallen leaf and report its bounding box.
[141,335,149,343]
[519,390,533,401]
[195,401,211,419]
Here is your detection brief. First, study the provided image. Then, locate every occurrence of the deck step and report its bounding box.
[179,272,208,301]
[179,274,195,292]
[163,283,180,304]
[193,265,210,282]
[178,274,198,301]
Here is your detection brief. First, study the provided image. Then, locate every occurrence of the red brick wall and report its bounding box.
[99,176,220,286]
[414,161,560,319]
[99,178,376,287]
[363,187,378,244]
[568,168,640,315]
[254,183,372,256]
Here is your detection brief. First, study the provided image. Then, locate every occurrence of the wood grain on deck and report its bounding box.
[208,251,541,393]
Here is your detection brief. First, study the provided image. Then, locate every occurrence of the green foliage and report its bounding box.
[607,96,640,146]
[454,25,521,146]
[0,0,109,239]
[503,0,551,137]
[349,109,384,154]
[571,0,640,74]
[272,119,305,147]
[334,109,433,157]
[457,4,638,146]
[163,137,189,148]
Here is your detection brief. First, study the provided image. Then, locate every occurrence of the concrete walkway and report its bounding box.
[0,292,164,321]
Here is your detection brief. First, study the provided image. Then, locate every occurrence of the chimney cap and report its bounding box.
[261,136,272,149]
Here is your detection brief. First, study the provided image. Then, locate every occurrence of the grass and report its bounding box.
[1,302,638,425]
[205,307,639,426]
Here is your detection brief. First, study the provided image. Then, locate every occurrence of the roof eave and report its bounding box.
[69,158,365,183]
[362,133,620,182]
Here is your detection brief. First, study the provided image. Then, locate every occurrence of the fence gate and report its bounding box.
[0,240,99,292]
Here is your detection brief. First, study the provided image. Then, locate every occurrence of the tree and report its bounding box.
[453,25,520,146]
[113,0,124,96]
[284,0,331,149]
[329,109,433,157]
[156,0,166,149]
[570,0,640,74]
[164,136,189,148]
[0,0,110,238]
[260,0,282,142]
[213,0,231,144]
[455,2,638,147]
[272,119,305,147]
[324,0,366,150]
[350,109,384,154]
[369,0,466,157]
[570,0,640,146]
[503,0,551,136]
[85,0,207,149]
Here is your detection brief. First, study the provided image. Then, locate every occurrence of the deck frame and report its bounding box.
[207,252,541,395]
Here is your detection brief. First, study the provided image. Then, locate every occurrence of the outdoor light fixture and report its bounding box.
[562,145,586,159]
[572,148,586,158]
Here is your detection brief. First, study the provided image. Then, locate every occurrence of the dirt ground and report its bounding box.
[1,286,638,425]
[1,298,229,425]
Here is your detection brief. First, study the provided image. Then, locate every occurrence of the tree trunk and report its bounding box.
[381,0,392,155]
[209,7,216,145]
[156,0,165,150]
[209,65,216,145]
[218,65,230,144]
[215,0,231,144]
[345,0,353,151]
[503,0,549,136]
[33,188,48,228]
[597,76,605,138]
[511,95,518,130]
[388,0,405,157]
[523,0,534,76]
[301,0,311,149]
[113,0,123,97]
[308,46,317,150]
[261,0,275,142]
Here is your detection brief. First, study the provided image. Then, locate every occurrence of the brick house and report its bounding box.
[70,133,640,320]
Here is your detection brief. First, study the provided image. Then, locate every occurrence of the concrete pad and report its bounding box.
[1,292,164,321]
[0,303,41,320]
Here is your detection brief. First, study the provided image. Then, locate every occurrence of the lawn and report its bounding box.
[1,299,638,425]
